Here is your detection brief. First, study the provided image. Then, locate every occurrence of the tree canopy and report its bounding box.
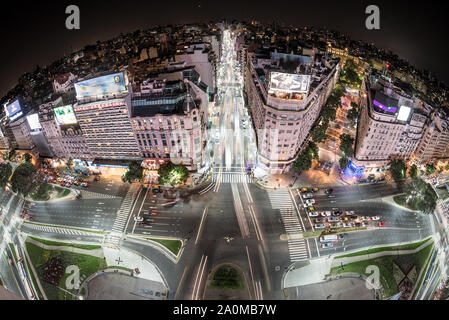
[388,158,407,182]
[339,156,349,170]
[405,178,437,214]
[11,162,37,196]
[339,134,355,157]
[409,164,418,180]
[293,142,318,174]
[158,162,189,186]
[0,163,12,188]
[123,161,143,183]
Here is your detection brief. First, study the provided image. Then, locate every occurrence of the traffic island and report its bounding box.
[203,263,250,300]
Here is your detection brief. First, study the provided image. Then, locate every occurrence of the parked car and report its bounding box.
[372,216,380,221]
[308,211,319,217]
[300,187,309,193]
[345,211,355,215]
[312,187,319,193]
[354,222,362,228]
[332,210,343,216]
[315,217,326,223]
[350,215,359,221]
[328,216,340,222]
[363,221,370,227]
[343,222,352,228]
[362,216,371,221]
[315,224,326,230]
[302,193,313,199]
[330,223,341,229]
[378,221,386,227]
[134,216,143,222]
[321,242,334,249]
[325,188,334,195]
[305,199,315,205]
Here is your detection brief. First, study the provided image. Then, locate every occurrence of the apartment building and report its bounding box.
[354,71,429,171]
[130,77,209,171]
[245,49,340,173]
[416,110,449,162]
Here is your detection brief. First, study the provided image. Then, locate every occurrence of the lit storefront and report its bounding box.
[142,159,165,186]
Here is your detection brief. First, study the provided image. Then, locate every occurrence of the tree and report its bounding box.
[409,165,418,180]
[405,178,437,214]
[388,158,407,182]
[24,153,32,163]
[339,134,355,157]
[8,150,16,161]
[158,162,189,186]
[339,156,349,170]
[11,162,37,196]
[293,151,312,174]
[0,163,12,188]
[426,163,436,175]
[123,161,143,183]
[308,141,319,160]
[312,123,328,143]
[347,102,359,124]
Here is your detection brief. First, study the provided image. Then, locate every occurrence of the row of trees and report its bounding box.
[122,160,190,187]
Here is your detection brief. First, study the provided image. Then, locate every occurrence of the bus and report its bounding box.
[319,234,338,242]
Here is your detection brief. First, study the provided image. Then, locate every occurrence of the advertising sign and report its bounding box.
[5,99,23,121]
[75,72,127,99]
[54,105,78,126]
[397,106,412,121]
[27,113,42,131]
[269,72,311,94]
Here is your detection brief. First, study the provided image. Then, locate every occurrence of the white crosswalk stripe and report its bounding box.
[23,223,93,236]
[79,190,120,200]
[212,172,252,184]
[268,190,309,262]
[105,183,141,246]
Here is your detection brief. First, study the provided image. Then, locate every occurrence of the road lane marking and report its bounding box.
[195,206,209,245]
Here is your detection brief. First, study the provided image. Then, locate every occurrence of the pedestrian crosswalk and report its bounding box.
[23,223,93,236]
[107,183,141,245]
[268,190,309,262]
[79,190,120,200]
[212,172,252,184]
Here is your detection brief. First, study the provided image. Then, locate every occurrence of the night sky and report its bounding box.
[1,0,448,97]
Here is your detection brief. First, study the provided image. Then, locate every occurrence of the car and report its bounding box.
[65,182,72,188]
[343,217,349,221]
[302,193,313,199]
[306,206,315,212]
[372,216,380,221]
[363,221,370,227]
[152,185,162,193]
[328,216,340,222]
[315,217,326,223]
[324,211,332,216]
[312,187,319,193]
[332,210,343,216]
[354,222,362,228]
[305,199,315,205]
[81,182,88,187]
[315,224,325,230]
[321,242,334,249]
[345,210,355,215]
[300,187,309,193]
[73,180,80,186]
[361,216,370,221]
[60,182,65,187]
[330,223,341,229]
[308,211,319,217]
[320,211,331,217]
[350,215,359,221]
[378,221,386,227]
[134,216,143,222]
[343,222,352,228]
[325,188,334,194]
[94,176,100,181]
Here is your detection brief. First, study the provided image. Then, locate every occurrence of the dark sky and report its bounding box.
[1,0,448,97]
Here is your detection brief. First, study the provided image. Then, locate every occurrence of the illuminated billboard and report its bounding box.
[54,105,78,126]
[397,106,412,121]
[75,72,127,99]
[27,114,42,131]
[373,99,397,114]
[269,72,310,94]
[5,99,23,121]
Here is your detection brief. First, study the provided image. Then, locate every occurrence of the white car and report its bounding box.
[343,222,352,228]
[308,211,319,217]
[362,216,371,221]
[134,216,143,222]
[345,211,355,215]
[321,242,334,249]
[324,211,332,217]
[315,224,325,230]
[372,216,380,221]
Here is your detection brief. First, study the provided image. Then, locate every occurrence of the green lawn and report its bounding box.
[148,238,182,256]
[210,265,244,290]
[23,253,44,300]
[328,242,434,299]
[26,242,107,300]
[335,238,432,259]
[24,221,107,235]
[29,237,101,250]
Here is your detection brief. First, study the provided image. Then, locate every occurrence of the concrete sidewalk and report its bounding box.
[103,246,166,286]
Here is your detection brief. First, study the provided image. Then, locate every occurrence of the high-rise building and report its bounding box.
[245,49,340,173]
[354,71,429,172]
[416,110,449,162]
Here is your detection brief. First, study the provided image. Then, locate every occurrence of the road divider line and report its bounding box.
[246,246,258,300]
[195,206,209,245]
